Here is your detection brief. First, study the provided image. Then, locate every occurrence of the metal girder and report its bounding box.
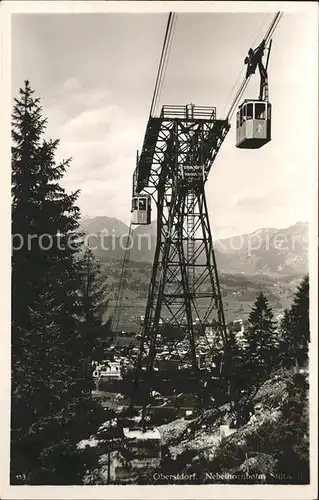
[131,105,230,416]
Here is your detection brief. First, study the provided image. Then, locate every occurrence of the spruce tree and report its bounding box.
[227,330,245,421]
[290,274,309,366]
[275,371,309,483]
[278,308,294,367]
[11,81,97,484]
[279,275,309,368]
[77,247,111,390]
[244,292,278,383]
[12,80,48,342]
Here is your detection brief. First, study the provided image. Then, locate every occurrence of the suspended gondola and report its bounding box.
[234,15,282,148]
[131,194,151,225]
[111,11,284,435]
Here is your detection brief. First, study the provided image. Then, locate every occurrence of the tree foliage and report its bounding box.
[78,247,112,366]
[204,369,309,484]
[244,291,278,381]
[279,274,309,368]
[227,292,278,424]
[200,281,310,484]
[11,81,105,484]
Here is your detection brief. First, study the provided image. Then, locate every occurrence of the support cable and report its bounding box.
[222,13,269,117]
[225,11,283,122]
[150,12,177,117]
[153,14,177,116]
[112,223,133,344]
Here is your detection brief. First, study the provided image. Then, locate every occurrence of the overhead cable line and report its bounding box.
[115,15,177,343]
[153,14,177,116]
[112,223,133,344]
[150,12,177,117]
[222,13,269,117]
[225,11,283,122]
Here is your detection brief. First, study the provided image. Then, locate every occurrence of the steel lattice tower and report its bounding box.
[131,104,230,411]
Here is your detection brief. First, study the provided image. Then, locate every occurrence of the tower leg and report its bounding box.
[131,181,228,419]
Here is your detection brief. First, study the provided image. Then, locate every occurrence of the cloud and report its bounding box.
[12,12,315,238]
[57,105,145,189]
[44,77,112,130]
[42,57,311,236]
[235,191,287,214]
[60,104,144,148]
[43,80,146,223]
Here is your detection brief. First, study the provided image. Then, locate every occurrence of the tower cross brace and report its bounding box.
[131,105,230,413]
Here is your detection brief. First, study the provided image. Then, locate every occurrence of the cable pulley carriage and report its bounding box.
[235,39,272,149]
[235,14,282,149]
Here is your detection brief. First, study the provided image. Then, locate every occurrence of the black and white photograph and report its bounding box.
[0,1,318,498]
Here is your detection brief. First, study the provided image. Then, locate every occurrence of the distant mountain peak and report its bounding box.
[81,216,308,276]
[80,216,129,235]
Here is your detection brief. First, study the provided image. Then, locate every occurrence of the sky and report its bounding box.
[11,8,317,238]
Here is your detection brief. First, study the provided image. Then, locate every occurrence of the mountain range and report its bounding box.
[80,217,308,276]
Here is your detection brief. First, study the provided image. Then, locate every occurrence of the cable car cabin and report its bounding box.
[236,100,271,149]
[131,195,151,225]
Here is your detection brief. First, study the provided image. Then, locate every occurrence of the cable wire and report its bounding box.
[150,12,173,116]
[150,12,177,117]
[152,14,177,116]
[222,13,269,117]
[112,223,133,344]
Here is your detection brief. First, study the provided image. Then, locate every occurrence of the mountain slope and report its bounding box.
[80,217,308,276]
[80,216,129,236]
[215,222,308,275]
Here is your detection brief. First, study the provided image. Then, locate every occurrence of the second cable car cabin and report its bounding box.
[131,195,151,225]
[236,99,271,149]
